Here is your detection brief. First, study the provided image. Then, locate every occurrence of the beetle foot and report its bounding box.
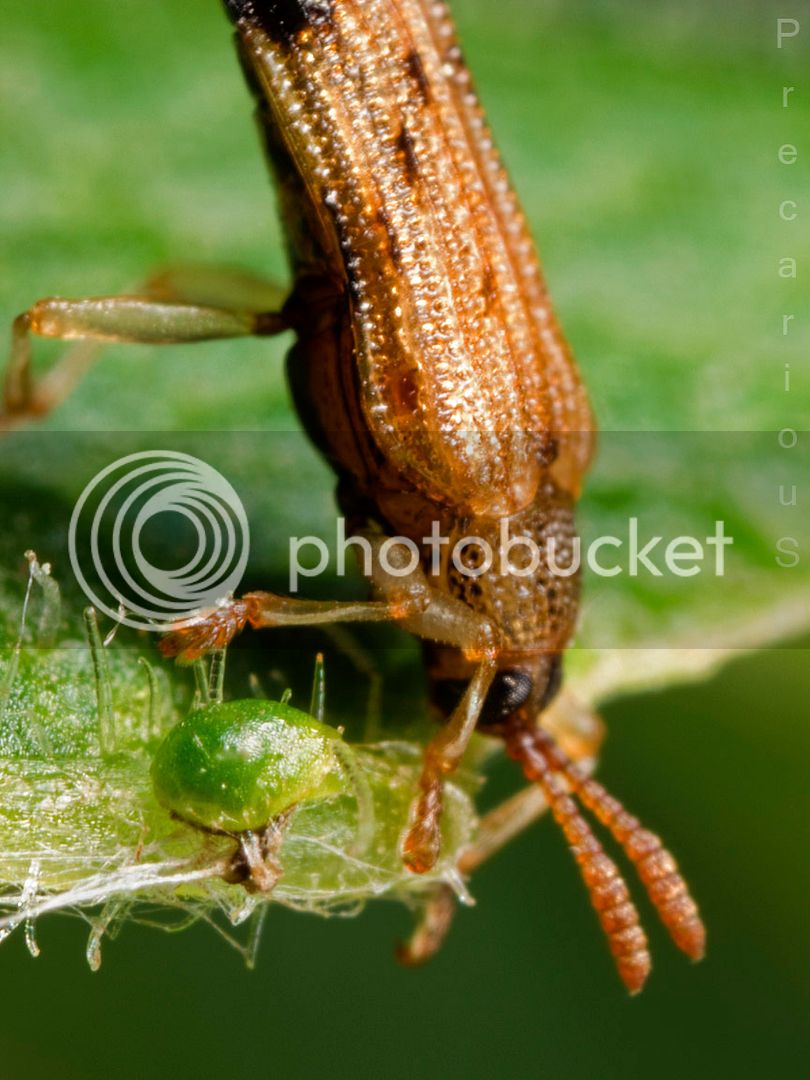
[159,597,255,663]
[395,884,457,966]
[402,776,443,874]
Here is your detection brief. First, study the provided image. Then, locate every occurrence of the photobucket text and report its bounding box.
[288,517,734,591]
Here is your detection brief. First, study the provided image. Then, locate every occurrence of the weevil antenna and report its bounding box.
[310,652,326,723]
[533,726,705,961]
[503,714,651,994]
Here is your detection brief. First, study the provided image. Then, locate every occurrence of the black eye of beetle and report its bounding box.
[435,661,562,725]
[480,668,534,723]
[433,669,534,723]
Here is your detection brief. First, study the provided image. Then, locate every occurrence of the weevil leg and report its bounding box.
[159,533,435,661]
[160,531,501,660]
[1,266,289,426]
[401,657,497,873]
[158,591,431,662]
[460,785,551,876]
[396,884,458,966]
[399,692,604,963]
[395,792,550,964]
[160,535,501,874]
[372,549,501,875]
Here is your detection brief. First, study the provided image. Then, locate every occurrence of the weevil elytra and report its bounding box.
[1,0,704,990]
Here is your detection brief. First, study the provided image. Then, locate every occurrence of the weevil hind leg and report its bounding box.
[1,265,289,427]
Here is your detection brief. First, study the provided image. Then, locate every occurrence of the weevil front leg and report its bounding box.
[160,532,437,660]
[401,658,496,873]
[398,691,605,964]
[396,884,458,967]
[398,782,578,965]
[160,535,500,874]
[1,265,289,426]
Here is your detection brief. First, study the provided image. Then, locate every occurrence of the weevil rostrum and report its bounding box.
[1,0,704,991]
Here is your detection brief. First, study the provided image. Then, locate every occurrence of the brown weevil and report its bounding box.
[1,0,704,991]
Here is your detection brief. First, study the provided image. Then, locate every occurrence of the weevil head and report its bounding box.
[151,699,343,834]
[431,478,580,725]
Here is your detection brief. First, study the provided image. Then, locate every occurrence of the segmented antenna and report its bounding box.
[534,728,706,961]
[505,722,651,994]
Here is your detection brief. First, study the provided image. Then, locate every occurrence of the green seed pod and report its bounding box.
[151,699,344,834]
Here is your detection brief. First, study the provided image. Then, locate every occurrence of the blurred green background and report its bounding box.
[0,1,807,1077]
